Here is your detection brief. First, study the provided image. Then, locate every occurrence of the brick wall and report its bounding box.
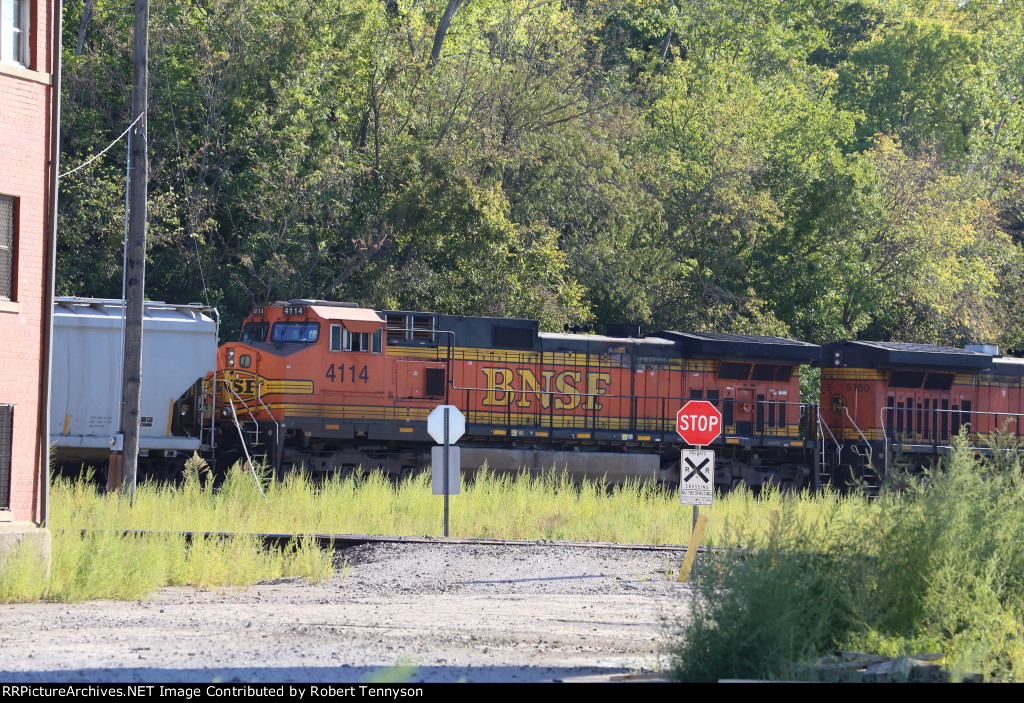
[0,0,56,523]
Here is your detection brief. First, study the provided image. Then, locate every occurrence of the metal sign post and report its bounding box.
[676,400,722,563]
[428,405,465,537]
[444,408,449,536]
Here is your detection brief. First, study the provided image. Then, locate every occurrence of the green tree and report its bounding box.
[838,19,982,156]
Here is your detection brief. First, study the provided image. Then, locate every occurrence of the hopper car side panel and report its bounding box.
[51,297,218,479]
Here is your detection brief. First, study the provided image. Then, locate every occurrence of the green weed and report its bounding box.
[0,536,49,602]
[667,437,1024,683]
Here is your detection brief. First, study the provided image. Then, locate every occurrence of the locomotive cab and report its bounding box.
[215,300,388,473]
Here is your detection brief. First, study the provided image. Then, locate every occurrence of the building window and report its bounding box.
[0,404,11,510]
[1,0,29,67]
[0,196,14,302]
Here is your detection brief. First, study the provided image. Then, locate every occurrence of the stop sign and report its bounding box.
[676,400,722,446]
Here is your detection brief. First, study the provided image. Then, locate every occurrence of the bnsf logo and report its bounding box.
[222,371,263,400]
[481,367,612,410]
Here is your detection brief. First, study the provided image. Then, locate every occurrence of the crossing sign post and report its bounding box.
[427,405,465,537]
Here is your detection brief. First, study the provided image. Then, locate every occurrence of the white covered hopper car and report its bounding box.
[50,297,218,479]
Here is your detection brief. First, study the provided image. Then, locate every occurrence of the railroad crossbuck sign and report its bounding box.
[679,449,714,506]
[676,400,722,446]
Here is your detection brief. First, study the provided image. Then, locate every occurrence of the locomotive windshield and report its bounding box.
[240,322,269,343]
[271,321,320,343]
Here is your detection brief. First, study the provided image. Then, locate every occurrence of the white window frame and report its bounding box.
[1,0,29,68]
[332,325,379,353]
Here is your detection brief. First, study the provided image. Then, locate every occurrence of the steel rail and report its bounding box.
[58,528,701,553]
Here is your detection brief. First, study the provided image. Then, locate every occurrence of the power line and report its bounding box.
[58,113,143,180]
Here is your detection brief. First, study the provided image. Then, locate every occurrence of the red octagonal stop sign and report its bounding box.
[676,400,723,446]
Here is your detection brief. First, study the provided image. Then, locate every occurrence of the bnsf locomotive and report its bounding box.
[49,298,1024,489]
[817,340,1024,484]
[213,301,821,489]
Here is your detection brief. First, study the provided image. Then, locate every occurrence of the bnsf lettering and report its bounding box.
[482,367,612,410]
[232,379,258,395]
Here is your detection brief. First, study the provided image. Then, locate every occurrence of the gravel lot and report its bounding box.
[0,542,693,684]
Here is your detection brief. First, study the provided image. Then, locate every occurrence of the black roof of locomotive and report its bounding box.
[379,309,821,360]
[819,340,994,371]
[652,331,821,362]
[992,356,1024,377]
[381,310,819,361]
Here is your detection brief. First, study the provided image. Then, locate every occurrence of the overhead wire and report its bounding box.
[58,112,143,180]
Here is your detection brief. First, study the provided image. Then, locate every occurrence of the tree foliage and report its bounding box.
[56,0,1024,346]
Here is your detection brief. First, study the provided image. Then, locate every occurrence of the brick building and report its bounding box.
[1,0,60,535]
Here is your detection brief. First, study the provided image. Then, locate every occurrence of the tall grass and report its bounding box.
[0,461,336,603]
[669,437,1024,683]
[6,459,868,603]
[0,528,335,603]
[48,460,876,547]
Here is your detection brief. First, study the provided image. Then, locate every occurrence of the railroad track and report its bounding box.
[63,528,698,553]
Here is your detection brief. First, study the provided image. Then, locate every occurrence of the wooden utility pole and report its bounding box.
[118,0,149,495]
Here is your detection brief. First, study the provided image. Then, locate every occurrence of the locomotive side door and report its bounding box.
[888,371,955,447]
[395,360,447,402]
[717,362,753,436]
[922,372,955,446]
[722,385,736,437]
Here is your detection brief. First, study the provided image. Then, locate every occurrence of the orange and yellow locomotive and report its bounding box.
[212,300,822,488]
[818,340,1024,483]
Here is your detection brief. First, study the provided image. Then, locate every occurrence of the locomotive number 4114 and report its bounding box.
[325,364,369,383]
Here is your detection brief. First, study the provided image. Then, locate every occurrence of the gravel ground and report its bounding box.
[0,542,693,684]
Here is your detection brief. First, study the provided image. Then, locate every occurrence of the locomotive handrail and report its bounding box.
[817,408,841,456]
[880,405,1024,447]
[254,379,280,468]
[221,378,267,498]
[442,382,813,409]
[842,407,872,453]
[436,384,814,439]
